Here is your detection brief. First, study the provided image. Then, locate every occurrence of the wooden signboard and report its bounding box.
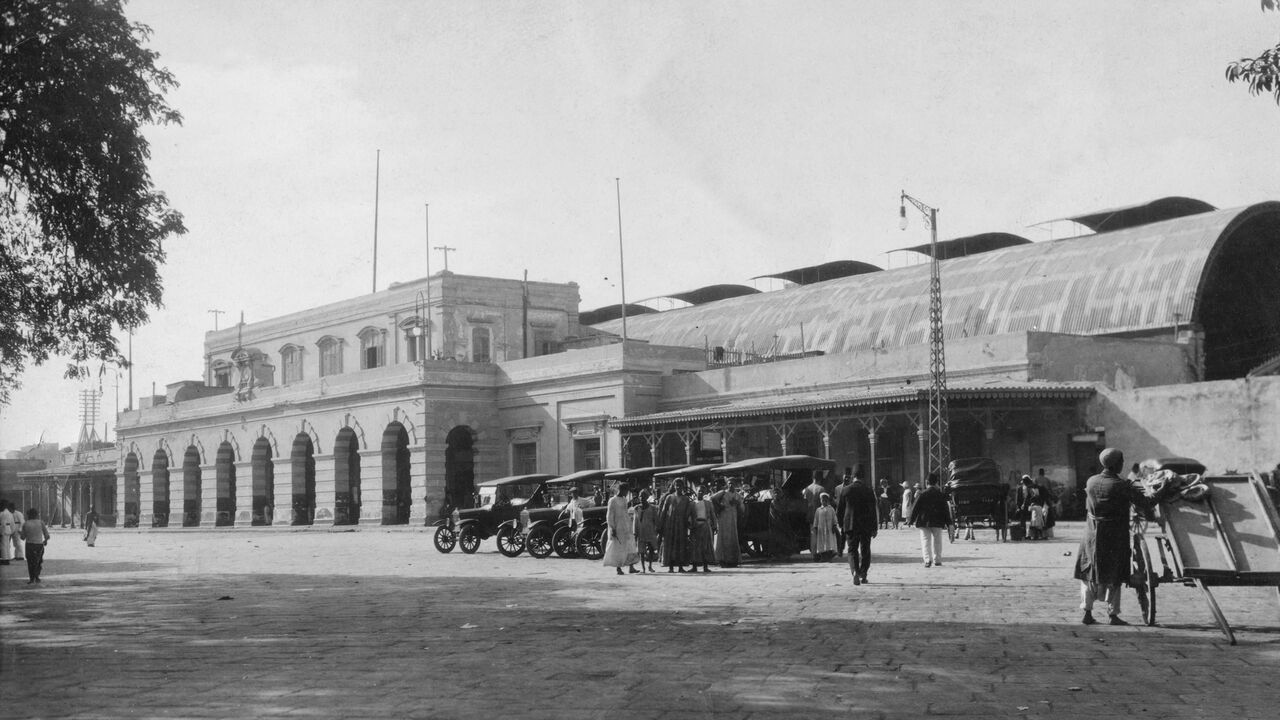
[1158,473,1280,644]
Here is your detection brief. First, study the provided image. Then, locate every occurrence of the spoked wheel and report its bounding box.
[552,525,579,558]
[458,526,482,555]
[577,525,605,561]
[496,525,526,558]
[433,526,457,553]
[1139,540,1158,626]
[526,526,553,559]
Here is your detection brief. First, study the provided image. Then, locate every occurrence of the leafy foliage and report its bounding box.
[0,0,185,404]
[1225,1,1280,105]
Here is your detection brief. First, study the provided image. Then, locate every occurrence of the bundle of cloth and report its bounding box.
[1135,469,1210,503]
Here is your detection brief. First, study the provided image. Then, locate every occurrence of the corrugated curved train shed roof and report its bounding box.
[591,202,1280,359]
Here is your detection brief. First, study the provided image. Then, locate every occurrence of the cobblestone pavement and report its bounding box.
[3,521,1280,719]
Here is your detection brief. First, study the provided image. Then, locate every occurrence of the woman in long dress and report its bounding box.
[657,479,693,573]
[811,493,839,561]
[688,485,718,573]
[712,479,744,568]
[602,483,640,575]
[84,507,100,547]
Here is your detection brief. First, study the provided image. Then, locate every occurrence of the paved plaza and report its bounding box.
[2,522,1279,719]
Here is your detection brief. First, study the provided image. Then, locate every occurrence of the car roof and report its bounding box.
[476,473,559,488]
[604,465,687,480]
[653,463,725,479]
[712,455,836,473]
[547,469,620,485]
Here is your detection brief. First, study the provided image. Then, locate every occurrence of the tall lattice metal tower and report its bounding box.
[900,192,950,476]
[76,387,101,459]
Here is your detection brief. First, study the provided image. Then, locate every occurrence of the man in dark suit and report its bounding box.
[837,468,878,585]
[832,466,854,557]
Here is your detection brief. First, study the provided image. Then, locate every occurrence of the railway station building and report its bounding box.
[101,197,1279,528]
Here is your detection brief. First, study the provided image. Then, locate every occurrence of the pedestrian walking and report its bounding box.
[838,471,878,585]
[711,479,743,568]
[20,508,50,584]
[1073,447,1147,626]
[885,478,904,530]
[833,466,856,557]
[603,482,640,575]
[909,472,953,568]
[877,479,892,530]
[0,500,14,565]
[688,485,718,573]
[84,506,100,547]
[10,503,25,560]
[632,490,659,573]
[803,473,825,559]
[810,493,839,562]
[657,479,694,573]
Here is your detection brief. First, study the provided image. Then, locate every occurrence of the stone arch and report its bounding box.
[220,430,241,461]
[389,407,419,445]
[381,421,412,525]
[182,445,202,527]
[445,425,477,511]
[251,436,274,526]
[334,426,362,525]
[123,452,141,528]
[215,441,236,526]
[342,413,367,450]
[290,433,316,526]
[299,419,322,455]
[152,449,171,528]
[186,435,206,466]
[256,424,279,457]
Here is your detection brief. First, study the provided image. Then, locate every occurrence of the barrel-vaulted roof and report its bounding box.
[592,203,1280,380]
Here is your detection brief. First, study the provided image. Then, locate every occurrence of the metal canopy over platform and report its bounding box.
[752,260,883,285]
[1048,196,1216,234]
[893,232,1031,260]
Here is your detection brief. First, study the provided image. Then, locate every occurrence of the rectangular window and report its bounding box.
[512,442,537,474]
[213,368,231,388]
[283,348,303,384]
[472,327,491,363]
[573,438,600,471]
[320,342,342,377]
[533,330,556,357]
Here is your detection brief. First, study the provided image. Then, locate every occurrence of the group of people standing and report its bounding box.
[601,478,748,575]
[597,465,958,586]
[0,500,51,583]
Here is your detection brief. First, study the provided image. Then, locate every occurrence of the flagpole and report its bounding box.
[372,149,381,294]
[615,178,628,342]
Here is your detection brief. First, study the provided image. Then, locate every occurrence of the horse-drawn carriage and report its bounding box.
[944,457,1009,542]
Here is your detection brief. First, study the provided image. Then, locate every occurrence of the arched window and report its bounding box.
[280,344,304,384]
[400,318,427,363]
[471,327,491,363]
[317,336,344,377]
[358,327,386,369]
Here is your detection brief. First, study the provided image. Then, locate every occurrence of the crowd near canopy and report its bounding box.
[590,202,1280,381]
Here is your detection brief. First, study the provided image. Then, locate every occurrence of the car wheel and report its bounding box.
[552,525,578,558]
[496,525,525,557]
[744,539,765,558]
[459,526,481,554]
[577,525,604,561]
[433,526,456,553]
[527,526,553,559]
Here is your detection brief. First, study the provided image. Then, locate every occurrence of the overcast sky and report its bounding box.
[3,0,1279,453]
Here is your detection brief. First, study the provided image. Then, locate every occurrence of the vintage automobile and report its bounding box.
[432,473,557,554]
[712,455,836,558]
[944,457,1009,541]
[516,469,614,559]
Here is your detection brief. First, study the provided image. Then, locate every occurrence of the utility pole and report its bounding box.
[433,244,456,271]
[208,309,225,331]
[900,191,950,477]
